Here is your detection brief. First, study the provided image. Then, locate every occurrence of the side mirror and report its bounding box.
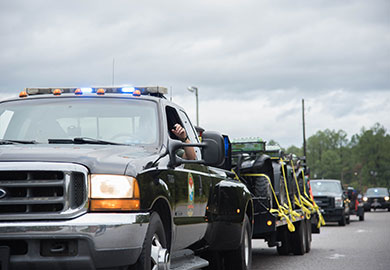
[201,131,225,167]
[167,131,225,168]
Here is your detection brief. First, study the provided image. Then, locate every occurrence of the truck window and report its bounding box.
[0,98,159,146]
[165,106,200,160]
[178,110,201,159]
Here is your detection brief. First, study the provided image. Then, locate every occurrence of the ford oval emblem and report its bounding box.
[0,188,7,199]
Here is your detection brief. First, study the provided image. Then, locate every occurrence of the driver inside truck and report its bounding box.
[171,123,196,160]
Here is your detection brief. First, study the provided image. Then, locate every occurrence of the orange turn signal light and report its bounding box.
[19,91,28,98]
[97,88,105,95]
[267,220,272,226]
[53,89,62,95]
[90,199,140,211]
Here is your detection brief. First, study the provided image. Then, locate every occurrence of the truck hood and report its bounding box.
[0,144,160,175]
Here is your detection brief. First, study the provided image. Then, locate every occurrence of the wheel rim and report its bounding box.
[244,227,250,267]
[150,234,170,270]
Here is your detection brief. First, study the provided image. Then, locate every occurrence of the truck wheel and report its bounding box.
[134,212,169,270]
[276,227,290,255]
[224,214,252,270]
[305,219,311,253]
[338,214,346,226]
[254,175,273,209]
[291,220,306,255]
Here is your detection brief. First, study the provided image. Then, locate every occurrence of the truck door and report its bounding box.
[166,106,210,250]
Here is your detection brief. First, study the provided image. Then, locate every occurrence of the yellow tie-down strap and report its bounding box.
[280,159,302,224]
[242,171,297,232]
[290,160,312,220]
[299,169,326,228]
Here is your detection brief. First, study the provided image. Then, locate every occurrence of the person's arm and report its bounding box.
[171,124,197,160]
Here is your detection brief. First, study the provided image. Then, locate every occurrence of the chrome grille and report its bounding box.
[0,162,88,220]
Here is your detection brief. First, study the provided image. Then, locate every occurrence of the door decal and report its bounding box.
[188,173,195,217]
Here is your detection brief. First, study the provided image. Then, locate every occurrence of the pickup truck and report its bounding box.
[0,86,253,270]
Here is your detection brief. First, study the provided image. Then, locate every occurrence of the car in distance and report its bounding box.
[311,179,350,226]
[363,187,390,211]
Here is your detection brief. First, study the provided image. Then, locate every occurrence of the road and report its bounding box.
[252,210,390,270]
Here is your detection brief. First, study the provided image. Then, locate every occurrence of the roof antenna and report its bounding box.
[112,57,115,86]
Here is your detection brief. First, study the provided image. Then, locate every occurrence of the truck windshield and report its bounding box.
[311,181,342,195]
[366,188,389,196]
[0,97,159,146]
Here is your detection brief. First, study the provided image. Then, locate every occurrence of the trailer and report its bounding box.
[227,137,325,255]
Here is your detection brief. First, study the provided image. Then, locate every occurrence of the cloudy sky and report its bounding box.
[0,0,389,147]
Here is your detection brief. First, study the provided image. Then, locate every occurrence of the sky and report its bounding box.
[0,0,389,147]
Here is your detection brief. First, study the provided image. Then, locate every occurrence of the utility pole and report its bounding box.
[302,99,307,158]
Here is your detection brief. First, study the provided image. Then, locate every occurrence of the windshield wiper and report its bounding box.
[48,137,125,145]
[0,139,38,145]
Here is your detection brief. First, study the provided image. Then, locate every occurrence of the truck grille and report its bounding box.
[314,196,334,209]
[0,162,88,220]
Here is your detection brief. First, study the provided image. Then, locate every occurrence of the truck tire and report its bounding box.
[305,219,311,253]
[254,175,273,209]
[338,213,346,226]
[291,220,306,255]
[276,227,290,255]
[224,214,252,270]
[133,212,169,270]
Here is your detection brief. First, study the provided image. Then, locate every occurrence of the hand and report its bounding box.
[172,124,188,142]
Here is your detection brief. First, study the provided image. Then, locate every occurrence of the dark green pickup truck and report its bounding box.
[0,86,253,270]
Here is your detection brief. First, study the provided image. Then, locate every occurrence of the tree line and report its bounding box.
[285,123,390,192]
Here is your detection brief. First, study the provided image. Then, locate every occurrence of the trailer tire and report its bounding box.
[276,227,290,255]
[305,219,311,253]
[291,220,306,255]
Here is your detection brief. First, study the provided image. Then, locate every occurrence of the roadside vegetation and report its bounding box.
[285,123,390,191]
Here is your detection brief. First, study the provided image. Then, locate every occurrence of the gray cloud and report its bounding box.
[0,0,389,146]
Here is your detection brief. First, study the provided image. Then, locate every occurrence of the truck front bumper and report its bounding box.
[321,208,344,222]
[0,212,149,270]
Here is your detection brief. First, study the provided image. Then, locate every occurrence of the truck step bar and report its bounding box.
[170,249,209,270]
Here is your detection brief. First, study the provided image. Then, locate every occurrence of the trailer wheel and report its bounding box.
[291,220,306,255]
[224,214,252,270]
[304,219,311,253]
[276,227,290,255]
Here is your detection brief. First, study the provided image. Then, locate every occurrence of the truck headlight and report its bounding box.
[385,196,389,201]
[335,196,343,208]
[89,174,140,211]
[363,196,368,202]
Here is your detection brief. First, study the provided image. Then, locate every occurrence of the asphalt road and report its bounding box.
[252,210,390,270]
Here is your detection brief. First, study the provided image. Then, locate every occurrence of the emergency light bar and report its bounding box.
[21,86,168,97]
